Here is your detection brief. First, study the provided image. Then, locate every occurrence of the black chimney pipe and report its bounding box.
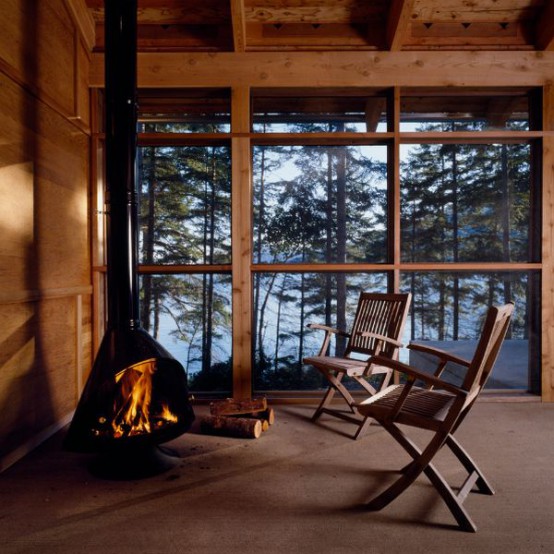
[104,0,140,330]
[63,0,194,472]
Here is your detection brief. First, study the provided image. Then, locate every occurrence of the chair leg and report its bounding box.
[312,383,337,422]
[365,422,441,511]
[421,461,478,532]
[365,422,478,532]
[445,434,495,495]
[353,415,372,440]
[312,370,358,423]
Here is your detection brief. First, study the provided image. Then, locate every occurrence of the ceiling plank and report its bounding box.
[387,0,416,50]
[244,0,387,24]
[231,0,247,52]
[536,0,554,50]
[411,0,540,22]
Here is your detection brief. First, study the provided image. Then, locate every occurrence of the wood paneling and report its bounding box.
[0,0,92,469]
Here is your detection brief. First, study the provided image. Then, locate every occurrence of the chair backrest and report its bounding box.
[461,302,515,396]
[345,292,412,359]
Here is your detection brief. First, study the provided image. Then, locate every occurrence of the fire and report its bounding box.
[106,358,178,438]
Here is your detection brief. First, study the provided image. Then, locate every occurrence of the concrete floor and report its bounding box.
[1,401,553,554]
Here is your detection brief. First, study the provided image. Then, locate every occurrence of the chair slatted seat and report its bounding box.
[355,302,514,531]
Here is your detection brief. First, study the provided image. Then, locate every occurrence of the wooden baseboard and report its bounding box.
[0,412,74,473]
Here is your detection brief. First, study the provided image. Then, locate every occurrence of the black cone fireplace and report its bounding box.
[64,0,194,477]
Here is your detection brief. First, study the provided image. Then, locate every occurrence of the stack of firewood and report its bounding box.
[200,397,275,439]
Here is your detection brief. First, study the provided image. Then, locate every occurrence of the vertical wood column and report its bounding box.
[391,86,402,292]
[542,84,554,402]
[231,86,253,399]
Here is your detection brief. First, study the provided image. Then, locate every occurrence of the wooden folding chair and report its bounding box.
[355,302,514,531]
[303,292,411,439]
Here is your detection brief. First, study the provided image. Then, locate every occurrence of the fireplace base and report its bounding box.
[88,444,182,480]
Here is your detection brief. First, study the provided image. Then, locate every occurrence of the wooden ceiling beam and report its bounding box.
[386,0,415,51]
[485,96,524,127]
[536,0,554,51]
[89,51,554,89]
[231,0,247,52]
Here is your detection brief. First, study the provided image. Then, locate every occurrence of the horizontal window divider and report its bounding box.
[251,262,541,273]
[397,262,541,271]
[399,131,546,144]
[250,132,394,145]
[138,133,231,146]
[252,263,392,273]
[92,265,232,274]
[139,264,232,274]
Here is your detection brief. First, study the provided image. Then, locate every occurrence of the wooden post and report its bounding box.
[542,83,554,402]
[231,85,253,400]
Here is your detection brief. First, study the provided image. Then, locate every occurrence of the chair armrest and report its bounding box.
[307,323,349,338]
[369,355,467,397]
[307,323,350,356]
[408,343,471,367]
[358,331,403,348]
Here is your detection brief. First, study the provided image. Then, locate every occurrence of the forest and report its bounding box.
[137,118,534,394]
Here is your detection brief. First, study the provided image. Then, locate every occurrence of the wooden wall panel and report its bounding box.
[0,0,78,117]
[0,0,92,469]
[0,298,78,460]
[0,72,90,295]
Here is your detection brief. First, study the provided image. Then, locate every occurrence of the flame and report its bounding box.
[108,358,178,438]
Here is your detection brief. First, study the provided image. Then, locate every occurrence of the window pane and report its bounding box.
[401,271,538,390]
[139,274,232,394]
[252,89,388,133]
[137,89,231,133]
[253,272,389,391]
[253,145,388,264]
[138,145,231,265]
[400,88,531,131]
[400,143,532,263]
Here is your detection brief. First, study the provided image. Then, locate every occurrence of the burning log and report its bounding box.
[200,415,263,439]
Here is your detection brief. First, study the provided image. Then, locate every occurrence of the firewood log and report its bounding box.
[200,415,263,439]
[209,397,267,417]
[229,407,275,426]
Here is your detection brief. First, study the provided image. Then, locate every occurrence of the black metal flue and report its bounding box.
[63,0,194,474]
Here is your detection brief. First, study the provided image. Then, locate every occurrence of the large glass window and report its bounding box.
[91,86,542,399]
[135,89,233,395]
[139,274,232,393]
[138,145,231,265]
[253,144,388,264]
[253,272,389,392]
[400,142,533,263]
[251,86,540,395]
[252,88,389,133]
[400,88,532,132]
[400,271,538,390]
